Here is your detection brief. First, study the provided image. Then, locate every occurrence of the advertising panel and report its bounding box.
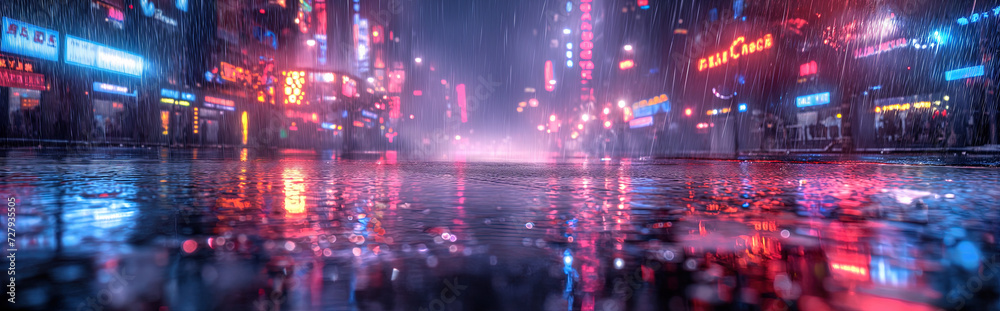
[93,82,137,97]
[0,68,45,90]
[139,0,184,28]
[795,92,831,108]
[1,17,59,61]
[65,36,144,77]
[631,94,669,118]
[204,96,236,111]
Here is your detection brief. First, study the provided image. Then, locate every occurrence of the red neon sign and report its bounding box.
[800,61,818,76]
[456,84,468,123]
[697,34,773,71]
[619,60,634,70]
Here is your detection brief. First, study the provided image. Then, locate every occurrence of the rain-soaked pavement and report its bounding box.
[2,148,999,311]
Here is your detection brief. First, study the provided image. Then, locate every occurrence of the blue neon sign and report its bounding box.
[361,110,378,119]
[796,92,830,108]
[94,82,137,97]
[65,36,144,77]
[1,17,59,61]
[181,92,196,101]
[945,66,984,81]
[738,103,747,112]
[160,88,179,99]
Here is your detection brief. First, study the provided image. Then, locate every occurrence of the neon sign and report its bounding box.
[579,0,594,101]
[204,96,236,111]
[698,34,773,71]
[619,60,634,70]
[945,65,984,81]
[956,6,1000,25]
[93,82,136,97]
[853,38,907,59]
[631,94,669,118]
[874,94,945,113]
[799,61,817,76]
[65,36,144,77]
[795,92,830,108]
[629,116,653,128]
[1,17,59,62]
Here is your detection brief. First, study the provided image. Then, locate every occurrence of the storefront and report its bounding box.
[157,88,195,145]
[0,54,47,140]
[0,17,58,141]
[63,34,144,144]
[201,94,237,146]
[856,93,951,148]
[90,81,138,142]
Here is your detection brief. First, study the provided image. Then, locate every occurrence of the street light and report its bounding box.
[537,125,545,131]
[563,28,571,34]
[415,57,423,63]
[306,39,316,47]
[549,115,557,122]
[617,100,627,108]
[367,77,375,83]
[603,107,610,115]
[623,44,633,51]
[455,135,462,140]
[581,114,590,122]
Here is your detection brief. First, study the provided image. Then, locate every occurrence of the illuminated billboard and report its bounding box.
[795,92,830,108]
[631,94,669,118]
[697,34,773,72]
[65,35,143,77]
[1,17,59,61]
[629,116,653,128]
[945,65,984,81]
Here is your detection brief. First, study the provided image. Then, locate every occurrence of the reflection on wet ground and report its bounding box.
[2,148,999,311]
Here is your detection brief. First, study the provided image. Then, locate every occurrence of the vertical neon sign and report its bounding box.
[457,84,468,123]
[579,0,594,102]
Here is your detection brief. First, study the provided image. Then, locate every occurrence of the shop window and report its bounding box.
[7,87,41,138]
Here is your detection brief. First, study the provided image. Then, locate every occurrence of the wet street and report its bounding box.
[2,148,1000,311]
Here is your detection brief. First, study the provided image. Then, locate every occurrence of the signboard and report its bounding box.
[220,62,248,83]
[945,65,984,81]
[93,82,137,97]
[956,5,999,25]
[795,92,830,108]
[0,53,37,73]
[361,110,378,119]
[629,116,653,128]
[139,0,182,27]
[65,36,144,77]
[204,96,236,111]
[874,93,943,113]
[698,34,773,71]
[579,0,595,101]
[853,38,907,59]
[355,17,370,73]
[631,94,669,118]
[91,0,126,29]
[181,92,196,101]
[161,88,179,99]
[0,68,45,90]
[1,17,59,61]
